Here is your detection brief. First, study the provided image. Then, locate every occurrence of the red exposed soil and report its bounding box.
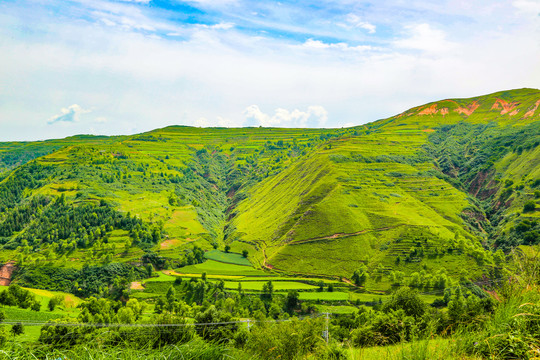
[421,129,436,133]
[491,99,519,115]
[262,248,274,270]
[524,99,540,118]
[454,101,480,116]
[468,169,496,200]
[418,104,438,115]
[417,104,449,116]
[0,262,15,286]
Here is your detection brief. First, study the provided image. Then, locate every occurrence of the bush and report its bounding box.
[246,318,325,360]
[523,201,536,213]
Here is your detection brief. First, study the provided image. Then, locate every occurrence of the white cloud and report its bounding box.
[512,0,540,14]
[195,117,211,127]
[198,22,235,30]
[394,23,457,54]
[95,116,107,123]
[302,39,372,52]
[48,105,91,124]
[244,105,328,127]
[343,14,376,34]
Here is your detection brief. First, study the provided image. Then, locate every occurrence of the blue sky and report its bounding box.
[1,0,539,140]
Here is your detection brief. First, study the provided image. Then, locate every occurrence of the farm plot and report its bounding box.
[298,292,349,301]
[223,281,318,291]
[176,260,268,276]
[204,250,252,266]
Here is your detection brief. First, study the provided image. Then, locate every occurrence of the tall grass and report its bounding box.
[0,338,254,360]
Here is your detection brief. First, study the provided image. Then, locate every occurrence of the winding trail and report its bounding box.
[287,225,402,246]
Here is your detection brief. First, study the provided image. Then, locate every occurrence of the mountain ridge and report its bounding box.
[0,88,538,291]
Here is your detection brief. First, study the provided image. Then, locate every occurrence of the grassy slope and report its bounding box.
[231,88,540,281]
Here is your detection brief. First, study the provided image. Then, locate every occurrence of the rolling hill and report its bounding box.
[0,88,539,292]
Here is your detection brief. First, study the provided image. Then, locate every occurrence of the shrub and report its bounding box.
[246,318,325,360]
[523,201,536,213]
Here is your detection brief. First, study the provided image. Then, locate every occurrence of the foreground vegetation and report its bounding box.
[0,249,536,359]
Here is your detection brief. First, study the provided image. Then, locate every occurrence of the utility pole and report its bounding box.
[323,312,329,343]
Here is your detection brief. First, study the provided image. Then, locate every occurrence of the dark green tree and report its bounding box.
[11,323,24,337]
[382,287,427,318]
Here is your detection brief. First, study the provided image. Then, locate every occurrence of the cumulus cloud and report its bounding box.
[244,105,328,127]
[48,104,91,124]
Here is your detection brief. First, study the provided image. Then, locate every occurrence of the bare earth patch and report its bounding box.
[160,239,182,250]
[418,104,438,115]
[454,101,479,116]
[524,99,540,118]
[130,282,144,290]
[491,98,519,115]
[0,262,15,286]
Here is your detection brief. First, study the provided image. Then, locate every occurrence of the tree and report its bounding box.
[351,264,368,286]
[286,290,299,313]
[261,281,274,301]
[224,245,231,253]
[48,295,64,311]
[327,284,334,292]
[524,201,536,213]
[31,301,41,311]
[166,286,176,304]
[382,287,427,319]
[242,250,248,258]
[11,323,24,337]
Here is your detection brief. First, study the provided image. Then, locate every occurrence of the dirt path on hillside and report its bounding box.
[288,225,402,246]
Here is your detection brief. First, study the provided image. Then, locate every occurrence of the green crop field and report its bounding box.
[176,260,268,276]
[223,281,318,291]
[204,250,252,266]
[298,292,349,301]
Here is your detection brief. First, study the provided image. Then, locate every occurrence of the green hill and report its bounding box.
[0,88,539,292]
